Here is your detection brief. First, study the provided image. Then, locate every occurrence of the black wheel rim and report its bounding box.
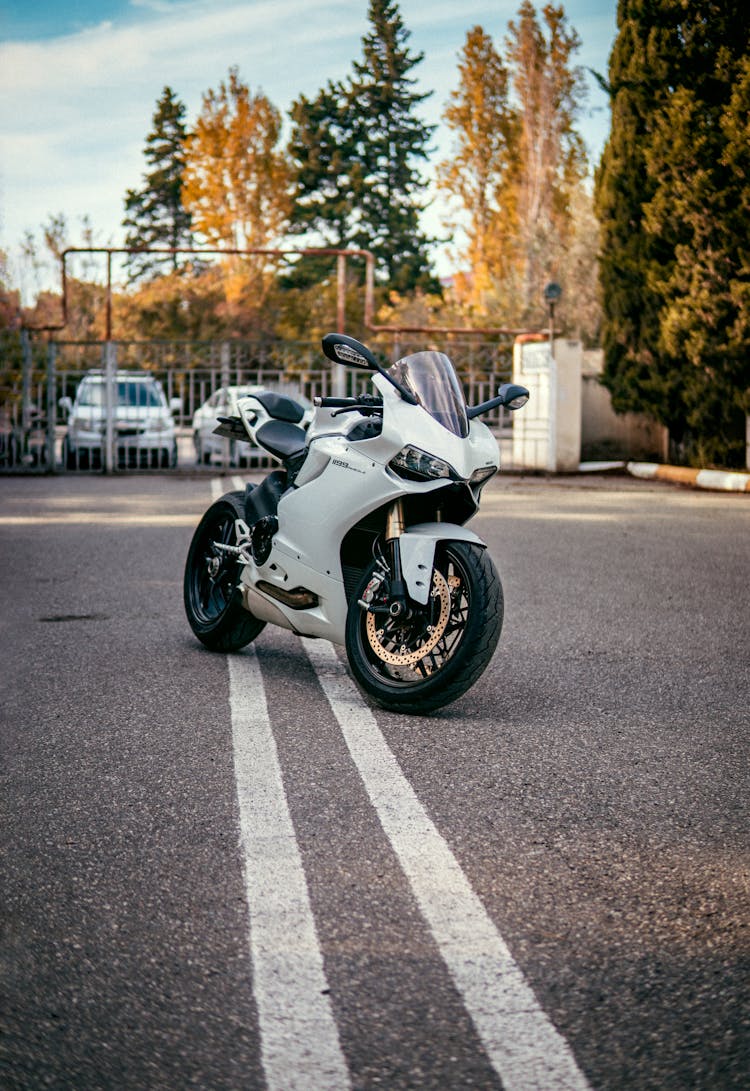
[357,547,471,689]
[189,509,238,624]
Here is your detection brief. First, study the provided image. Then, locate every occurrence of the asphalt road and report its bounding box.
[1,471,748,1090]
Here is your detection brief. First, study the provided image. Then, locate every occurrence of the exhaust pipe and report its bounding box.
[255,581,319,610]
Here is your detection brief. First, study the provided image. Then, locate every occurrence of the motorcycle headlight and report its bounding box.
[389,445,458,482]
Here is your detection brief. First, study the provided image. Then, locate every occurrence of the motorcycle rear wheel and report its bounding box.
[184,491,265,652]
[345,541,503,713]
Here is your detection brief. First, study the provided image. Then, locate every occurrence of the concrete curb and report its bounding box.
[626,461,750,493]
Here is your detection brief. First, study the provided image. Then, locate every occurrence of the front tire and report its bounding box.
[345,541,503,713]
[184,491,265,651]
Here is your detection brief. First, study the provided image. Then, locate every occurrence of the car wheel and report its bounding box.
[195,434,210,465]
[63,437,75,469]
[7,434,19,467]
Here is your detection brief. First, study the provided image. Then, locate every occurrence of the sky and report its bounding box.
[0,0,619,295]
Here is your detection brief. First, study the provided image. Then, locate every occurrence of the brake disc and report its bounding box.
[365,569,452,666]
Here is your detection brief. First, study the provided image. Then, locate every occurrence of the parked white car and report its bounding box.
[192,384,313,465]
[60,371,180,469]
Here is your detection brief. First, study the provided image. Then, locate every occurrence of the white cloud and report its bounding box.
[0,0,615,283]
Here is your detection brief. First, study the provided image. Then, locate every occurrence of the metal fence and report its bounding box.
[0,334,517,473]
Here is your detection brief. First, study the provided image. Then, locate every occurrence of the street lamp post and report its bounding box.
[543,281,562,359]
[542,282,562,473]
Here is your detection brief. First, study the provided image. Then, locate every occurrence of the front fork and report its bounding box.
[358,500,410,619]
[384,499,408,616]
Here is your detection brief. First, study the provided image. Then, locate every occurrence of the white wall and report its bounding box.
[512,338,582,472]
[581,350,667,462]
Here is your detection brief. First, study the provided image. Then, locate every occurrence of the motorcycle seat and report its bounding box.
[253,392,305,424]
[255,419,307,462]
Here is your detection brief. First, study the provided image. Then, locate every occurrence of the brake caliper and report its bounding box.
[359,568,387,611]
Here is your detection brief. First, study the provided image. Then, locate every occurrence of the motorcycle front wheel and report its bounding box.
[184,491,265,652]
[345,541,503,713]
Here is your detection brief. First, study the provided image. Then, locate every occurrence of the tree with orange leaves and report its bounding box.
[182,66,291,252]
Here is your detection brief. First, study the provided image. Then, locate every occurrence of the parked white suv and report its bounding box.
[60,371,180,469]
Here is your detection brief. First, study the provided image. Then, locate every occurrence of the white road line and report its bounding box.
[210,475,245,498]
[302,638,591,1091]
[227,650,351,1091]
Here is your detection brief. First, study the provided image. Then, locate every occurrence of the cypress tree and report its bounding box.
[595,0,750,466]
[594,3,673,425]
[122,86,193,281]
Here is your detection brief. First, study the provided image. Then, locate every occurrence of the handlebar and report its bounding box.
[314,395,383,409]
[314,396,356,407]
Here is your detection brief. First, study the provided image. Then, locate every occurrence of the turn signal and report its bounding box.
[469,464,498,486]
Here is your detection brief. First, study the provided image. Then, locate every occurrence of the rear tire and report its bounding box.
[184,491,265,651]
[345,541,503,713]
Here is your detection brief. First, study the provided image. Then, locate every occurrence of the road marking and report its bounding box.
[302,638,591,1091]
[209,476,246,499]
[227,650,350,1091]
[0,514,201,526]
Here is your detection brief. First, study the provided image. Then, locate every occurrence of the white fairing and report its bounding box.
[239,371,499,645]
[398,523,485,605]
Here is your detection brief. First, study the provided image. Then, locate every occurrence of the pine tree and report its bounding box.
[595,0,750,466]
[350,0,438,291]
[286,81,362,288]
[287,0,438,292]
[122,86,193,281]
[288,81,360,248]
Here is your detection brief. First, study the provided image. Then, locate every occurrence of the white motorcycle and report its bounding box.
[184,333,529,713]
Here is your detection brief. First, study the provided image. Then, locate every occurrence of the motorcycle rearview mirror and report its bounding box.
[321,333,418,405]
[497,383,530,410]
[322,332,378,370]
[466,383,530,419]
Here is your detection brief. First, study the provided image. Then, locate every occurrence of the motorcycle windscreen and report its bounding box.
[388,350,469,438]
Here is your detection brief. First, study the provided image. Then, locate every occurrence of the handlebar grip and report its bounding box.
[314,396,358,407]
